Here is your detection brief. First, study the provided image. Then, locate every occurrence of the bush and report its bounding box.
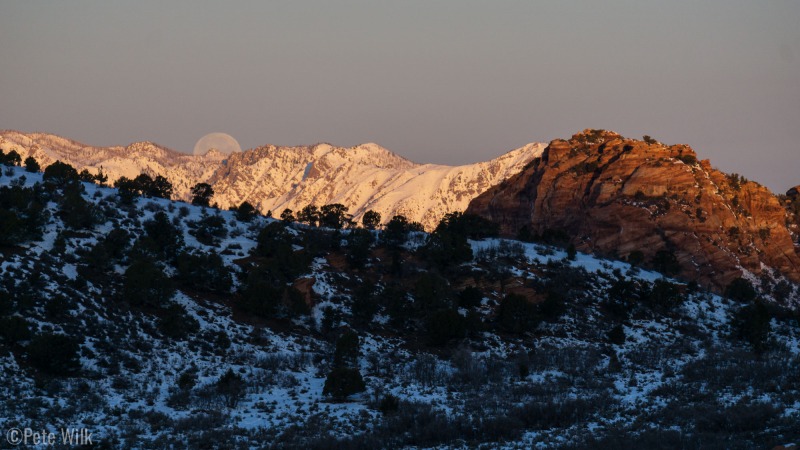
[323,367,366,400]
[458,286,483,308]
[0,185,47,246]
[1,150,21,166]
[0,316,32,344]
[189,213,227,246]
[607,324,626,345]
[158,303,200,339]
[139,211,185,262]
[651,249,680,276]
[725,277,757,303]
[497,294,538,333]
[345,228,373,269]
[732,300,771,352]
[175,251,233,293]
[333,330,360,368]
[426,309,466,346]
[26,333,81,376]
[215,368,245,408]
[121,258,174,307]
[645,279,684,310]
[378,394,400,414]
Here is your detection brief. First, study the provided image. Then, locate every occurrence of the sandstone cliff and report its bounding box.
[467,129,800,291]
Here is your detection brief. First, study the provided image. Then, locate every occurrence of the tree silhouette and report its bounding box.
[361,210,381,230]
[191,183,214,206]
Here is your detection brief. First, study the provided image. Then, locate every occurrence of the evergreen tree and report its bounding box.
[297,205,320,227]
[191,182,214,207]
[121,258,174,307]
[320,203,348,229]
[323,367,366,400]
[235,201,257,222]
[280,208,295,223]
[361,210,381,230]
[24,156,40,173]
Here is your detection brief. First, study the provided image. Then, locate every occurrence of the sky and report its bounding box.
[1,1,798,192]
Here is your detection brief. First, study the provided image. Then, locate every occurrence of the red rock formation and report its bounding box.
[467,130,800,292]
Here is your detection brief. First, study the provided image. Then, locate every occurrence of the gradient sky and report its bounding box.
[1,1,798,191]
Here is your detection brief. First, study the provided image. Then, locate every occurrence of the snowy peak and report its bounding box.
[1,130,545,230]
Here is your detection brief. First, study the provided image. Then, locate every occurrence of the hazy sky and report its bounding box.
[1,1,798,191]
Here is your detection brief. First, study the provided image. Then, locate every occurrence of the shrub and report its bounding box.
[497,294,537,333]
[607,324,626,345]
[426,309,466,346]
[458,286,483,308]
[26,333,81,376]
[189,213,228,246]
[732,300,771,352]
[645,279,684,310]
[651,249,681,276]
[0,316,32,344]
[333,330,360,368]
[215,369,245,408]
[158,303,200,339]
[323,367,366,400]
[725,277,757,303]
[378,394,400,414]
[0,185,47,246]
[136,211,184,262]
[121,258,174,307]
[345,228,373,269]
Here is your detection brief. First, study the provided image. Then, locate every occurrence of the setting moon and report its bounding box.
[193,132,242,156]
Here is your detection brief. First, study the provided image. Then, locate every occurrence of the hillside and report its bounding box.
[467,129,800,293]
[0,130,545,230]
[1,163,799,448]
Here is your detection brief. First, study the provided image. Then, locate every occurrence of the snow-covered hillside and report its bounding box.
[1,165,799,448]
[0,130,545,230]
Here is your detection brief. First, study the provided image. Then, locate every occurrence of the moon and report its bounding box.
[193,132,242,156]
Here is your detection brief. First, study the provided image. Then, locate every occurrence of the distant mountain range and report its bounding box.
[0,130,544,231]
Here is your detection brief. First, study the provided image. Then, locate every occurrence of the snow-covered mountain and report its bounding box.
[0,130,545,230]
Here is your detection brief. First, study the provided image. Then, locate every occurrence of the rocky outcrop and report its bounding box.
[467,130,800,291]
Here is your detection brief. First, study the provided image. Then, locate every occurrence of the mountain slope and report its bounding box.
[0,130,545,230]
[467,129,800,292]
[1,165,798,448]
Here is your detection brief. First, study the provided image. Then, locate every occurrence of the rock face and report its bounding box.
[467,130,800,291]
[0,130,544,231]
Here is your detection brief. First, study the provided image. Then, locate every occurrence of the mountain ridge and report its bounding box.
[0,130,545,230]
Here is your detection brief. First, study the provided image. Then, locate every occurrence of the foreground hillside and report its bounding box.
[0,130,545,230]
[1,165,799,449]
